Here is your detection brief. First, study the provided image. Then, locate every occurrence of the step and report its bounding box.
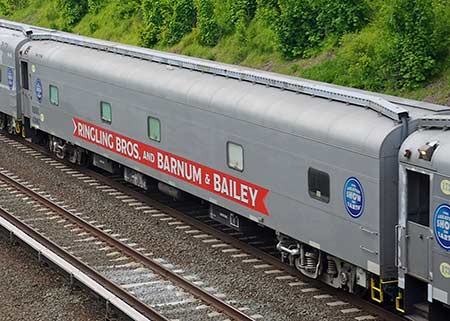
[405,302,429,321]
[405,313,428,321]
[413,302,429,318]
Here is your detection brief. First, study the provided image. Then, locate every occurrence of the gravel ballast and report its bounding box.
[0,136,384,321]
[0,235,108,321]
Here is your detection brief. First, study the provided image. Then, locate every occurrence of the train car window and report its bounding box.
[148,116,161,142]
[49,85,59,106]
[308,168,330,203]
[227,142,244,172]
[100,101,112,123]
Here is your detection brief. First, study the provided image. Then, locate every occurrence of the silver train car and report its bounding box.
[1,19,449,320]
[397,115,450,319]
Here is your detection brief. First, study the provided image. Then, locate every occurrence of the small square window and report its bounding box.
[227,142,244,171]
[49,85,59,106]
[308,168,330,203]
[101,101,112,123]
[148,116,161,142]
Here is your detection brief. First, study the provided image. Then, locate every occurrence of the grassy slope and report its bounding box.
[6,0,450,105]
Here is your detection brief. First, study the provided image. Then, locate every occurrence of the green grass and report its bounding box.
[8,0,59,27]
[388,56,450,105]
[73,4,142,45]
[3,0,450,105]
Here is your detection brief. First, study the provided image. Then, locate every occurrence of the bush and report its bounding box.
[273,0,315,59]
[166,0,197,45]
[433,0,450,60]
[196,0,221,46]
[230,0,257,24]
[87,0,102,14]
[300,27,395,90]
[315,0,369,37]
[89,21,99,33]
[140,0,170,47]
[113,0,140,19]
[388,0,439,88]
[270,0,369,59]
[0,0,28,16]
[57,0,88,30]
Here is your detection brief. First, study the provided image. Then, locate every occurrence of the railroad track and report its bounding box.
[0,132,406,321]
[105,173,279,258]
[0,169,257,321]
[84,173,405,321]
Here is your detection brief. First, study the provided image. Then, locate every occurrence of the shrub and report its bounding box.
[0,0,28,16]
[270,0,369,59]
[87,0,102,14]
[57,0,88,30]
[315,0,369,37]
[113,0,140,19]
[388,0,439,88]
[140,0,169,47]
[230,0,257,24]
[166,0,197,45]
[273,0,315,59]
[433,0,450,56]
[196,0,221,46]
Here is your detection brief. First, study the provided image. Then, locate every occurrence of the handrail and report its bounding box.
[419,113,450,129]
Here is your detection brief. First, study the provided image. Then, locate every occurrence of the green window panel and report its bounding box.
[101,101,112,123]
[49,85,59,106]
[227,142,244,172]
[148,116,161,142]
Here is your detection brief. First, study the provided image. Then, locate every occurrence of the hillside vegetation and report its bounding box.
[2,0,450,104]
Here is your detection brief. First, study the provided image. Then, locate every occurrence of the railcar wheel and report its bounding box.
[6,117,14,135]
[294,256,302,271]
[0,114,5,131]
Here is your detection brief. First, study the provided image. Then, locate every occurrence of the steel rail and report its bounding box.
[0,170,255,321]
[0,205,168,321]
[0,133,406,321]
[82,167,407,321]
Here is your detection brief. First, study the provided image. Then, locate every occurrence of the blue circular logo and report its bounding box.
[35,78,43,103]
[7,67,14,90]
[434,204,450,251]
[344,177,365,218]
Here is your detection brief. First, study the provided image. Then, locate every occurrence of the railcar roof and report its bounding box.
[0,28,28,54]
[21,39,450,158]
[1,19,447,112]
[401,129,450,174]
[401,115,450,174]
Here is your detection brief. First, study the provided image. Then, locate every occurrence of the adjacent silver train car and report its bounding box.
[398,114,450,319]
[0,26,29,131]
[0,19,449,320]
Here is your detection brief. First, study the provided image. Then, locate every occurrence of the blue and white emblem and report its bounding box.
[434,204,450,251]
[7,67,14,90]
[344,177,365,218]
[35,78,43,103]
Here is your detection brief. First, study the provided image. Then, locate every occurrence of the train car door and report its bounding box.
[405,169,433,281]
[20,60,31,117]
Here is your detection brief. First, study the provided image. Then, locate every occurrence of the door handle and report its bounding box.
[427,236,433,281]
[360,245,378,255]
[395,225,400,267]
[360,226,378,236]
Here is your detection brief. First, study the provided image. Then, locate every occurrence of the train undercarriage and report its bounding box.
[3,112,448,320]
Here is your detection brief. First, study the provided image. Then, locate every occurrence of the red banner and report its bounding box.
[72,118,270,215]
